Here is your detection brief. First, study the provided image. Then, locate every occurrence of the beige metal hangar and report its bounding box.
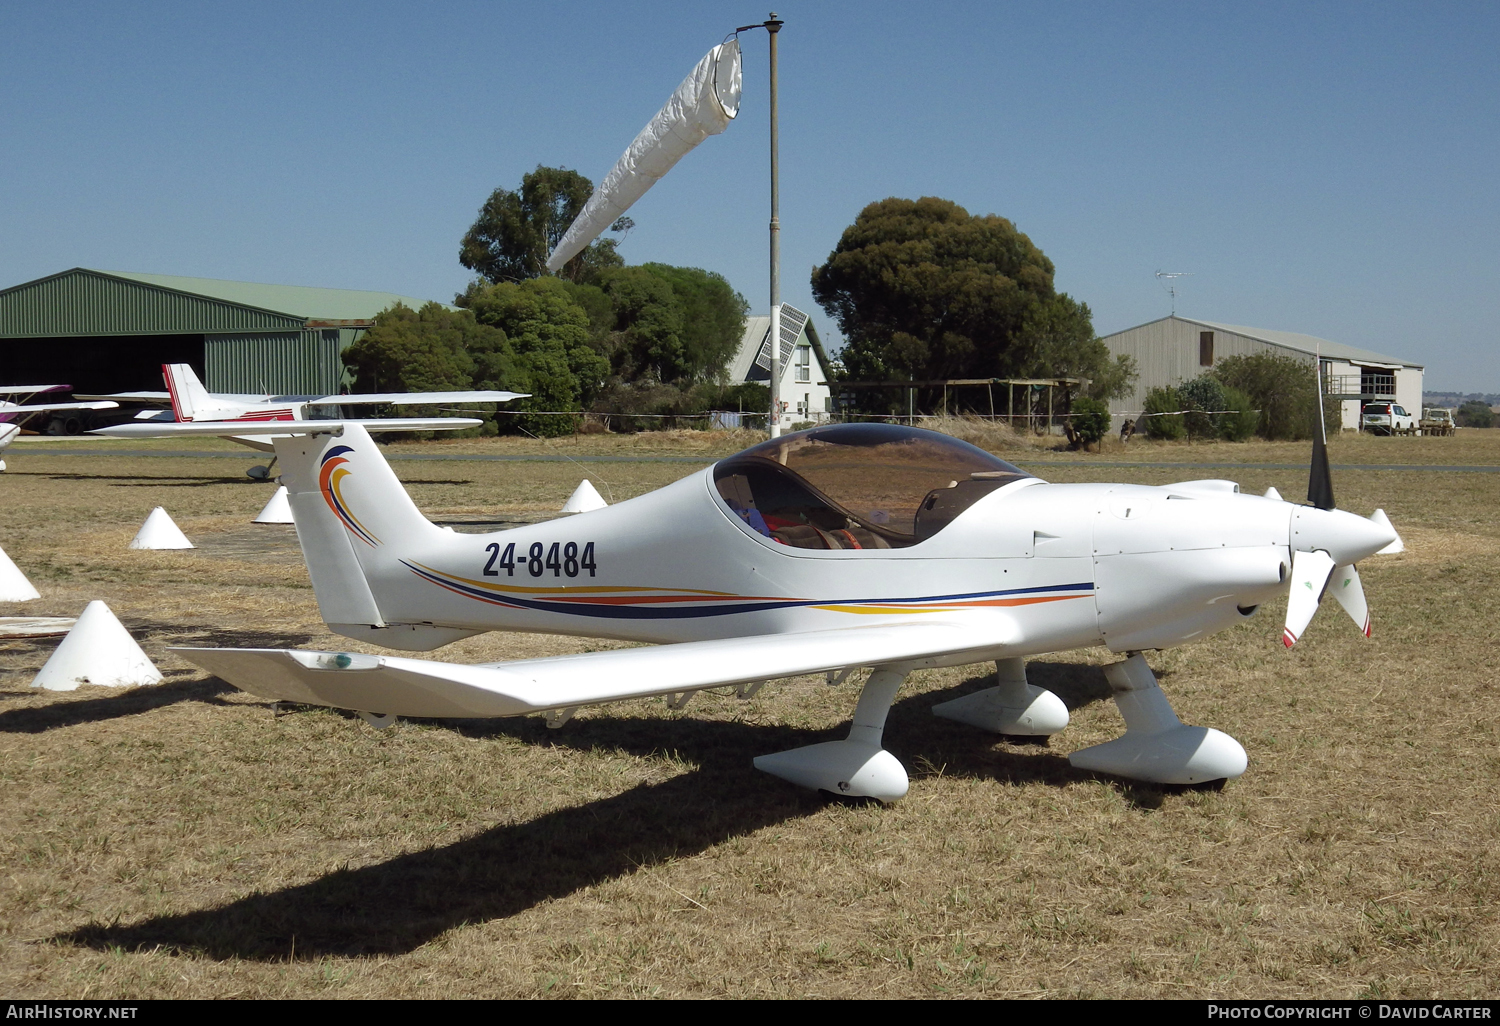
[1099,315,1424,432]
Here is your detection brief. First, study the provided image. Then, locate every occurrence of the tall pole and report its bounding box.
[766,13,783,437]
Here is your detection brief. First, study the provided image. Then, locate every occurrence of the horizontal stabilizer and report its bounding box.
[304,391,529,406]
[90,418,482,439]
[175,617,1020,719]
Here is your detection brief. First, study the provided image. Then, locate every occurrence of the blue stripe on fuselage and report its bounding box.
[400,561,1094,621]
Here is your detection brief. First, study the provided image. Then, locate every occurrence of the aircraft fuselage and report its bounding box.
[344,469,1295,656]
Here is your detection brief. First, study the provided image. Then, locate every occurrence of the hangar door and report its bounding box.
[0,333,205,395]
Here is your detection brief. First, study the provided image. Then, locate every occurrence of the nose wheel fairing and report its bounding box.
[1068,653,1247,785]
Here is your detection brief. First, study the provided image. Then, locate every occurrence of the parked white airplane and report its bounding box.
[150,419,1401,801]
[0,385,120,472]
[83,364,526,477]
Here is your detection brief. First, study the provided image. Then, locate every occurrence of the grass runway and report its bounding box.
[1,427,1496,998]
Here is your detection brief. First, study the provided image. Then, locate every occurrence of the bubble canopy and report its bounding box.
[713,423,1034,550]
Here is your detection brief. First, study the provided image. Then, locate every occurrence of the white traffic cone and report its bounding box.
[253,485,294,524]
[32,600,163,690]
[561,479,608,513]
[129,507,193,549]
[0,545,40,601]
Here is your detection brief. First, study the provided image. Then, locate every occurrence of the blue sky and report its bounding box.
[3,1,1495,391]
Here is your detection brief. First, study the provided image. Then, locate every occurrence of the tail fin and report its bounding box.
[272,424,477,650]
[162,363,217,422]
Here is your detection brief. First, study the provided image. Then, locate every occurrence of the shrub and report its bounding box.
[341,302,497,438]
[1211,352,1323,440]
[467,277,610,437]
[1456,400,1493,428]
[343,302,482,394]
[1142,386,1185,440]
[1218,385,1260,442]
[1178,376,1227,440]
[1069,396,1111,447]
[701,382,769,415]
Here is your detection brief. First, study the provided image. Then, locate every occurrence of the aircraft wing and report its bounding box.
[174,617,1021,719]
[304,390,530,406]
[90,418,483,438]
[0,400,119,413]
[0,385,70,395]
[72,390,172,403]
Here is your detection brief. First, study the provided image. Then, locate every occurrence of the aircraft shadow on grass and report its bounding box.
[57,660,1192,961]
[0,674,236,733]
[0,628,319,733]
[25,472,244,489]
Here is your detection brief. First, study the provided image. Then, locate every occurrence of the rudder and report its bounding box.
[273,424,474,650]
[162,363,217,421]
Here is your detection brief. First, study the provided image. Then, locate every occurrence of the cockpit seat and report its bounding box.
[763,518,892,549]
[713,423,1035,551]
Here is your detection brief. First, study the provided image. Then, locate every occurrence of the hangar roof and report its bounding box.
[1107,315,1423,370]
[0,267,443,338]
[99,270,439,322]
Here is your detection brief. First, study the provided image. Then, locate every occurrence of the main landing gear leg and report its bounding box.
[930,657,1069,737]
[753,666,911,802]
[1068,653,1247,785]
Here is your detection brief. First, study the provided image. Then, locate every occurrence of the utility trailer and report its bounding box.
[1420,409,1456,437]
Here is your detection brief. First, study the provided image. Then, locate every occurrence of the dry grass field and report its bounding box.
[1,426,1496,999]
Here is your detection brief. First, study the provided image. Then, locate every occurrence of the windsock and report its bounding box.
[546,39,742,272]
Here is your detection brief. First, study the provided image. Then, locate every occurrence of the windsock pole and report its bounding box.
[767,13,783,438]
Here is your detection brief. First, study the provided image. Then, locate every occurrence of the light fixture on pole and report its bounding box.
[735,13,785,437]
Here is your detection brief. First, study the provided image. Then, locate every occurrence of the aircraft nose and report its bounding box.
[1289,507,1399,564]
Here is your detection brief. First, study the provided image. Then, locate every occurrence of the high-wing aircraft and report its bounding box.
[82,364,527,478]
[0,385,120,472]
[157,418,1402,802]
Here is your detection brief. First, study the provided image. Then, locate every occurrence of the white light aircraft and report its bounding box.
[84,364,527,478]
[150,418,1403,802]
[0,385,120,472]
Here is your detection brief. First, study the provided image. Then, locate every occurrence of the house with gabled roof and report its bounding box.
[726,302,837,424]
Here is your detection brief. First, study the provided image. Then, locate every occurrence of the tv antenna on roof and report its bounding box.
[1156,270,1192,315]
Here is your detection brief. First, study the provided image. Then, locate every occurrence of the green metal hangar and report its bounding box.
[0,267,439,399]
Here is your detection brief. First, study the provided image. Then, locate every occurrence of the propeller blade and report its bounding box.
[1328,564,1371,637]
[1308,358,1336,510]
[1307,419,1335,510]
[1284,549,1335,648]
